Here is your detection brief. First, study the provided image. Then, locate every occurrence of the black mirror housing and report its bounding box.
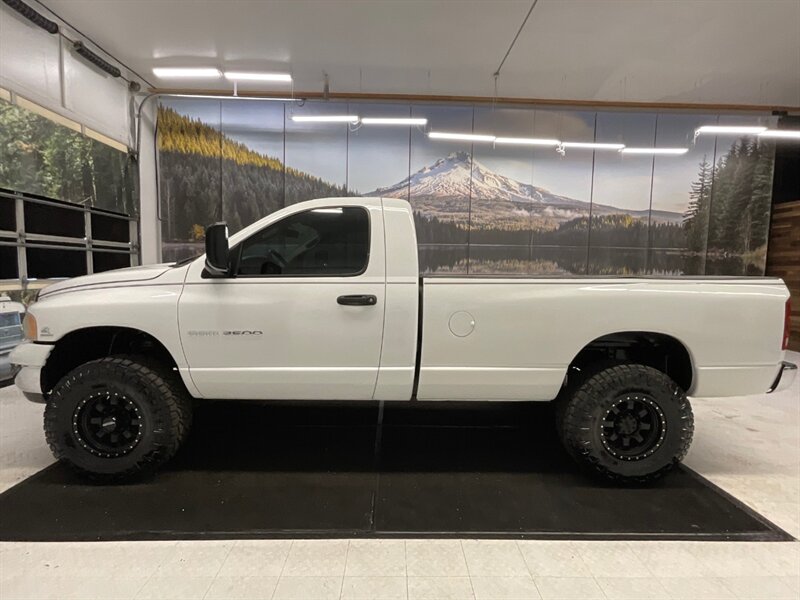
[204,222,229,277]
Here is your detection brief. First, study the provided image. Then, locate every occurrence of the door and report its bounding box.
[178,204,386,400]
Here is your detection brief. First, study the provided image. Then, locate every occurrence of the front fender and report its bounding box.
[29,286,184,357]
[22,284,200,399]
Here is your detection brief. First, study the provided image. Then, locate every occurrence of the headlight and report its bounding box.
[22,313,37,341]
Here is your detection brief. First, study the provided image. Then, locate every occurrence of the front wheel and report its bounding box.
[557,364,694,484]
[44,356,192,481]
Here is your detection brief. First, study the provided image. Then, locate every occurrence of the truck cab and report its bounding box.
[179,197,418,401]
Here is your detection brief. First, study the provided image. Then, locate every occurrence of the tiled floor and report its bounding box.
[1,351,798,599]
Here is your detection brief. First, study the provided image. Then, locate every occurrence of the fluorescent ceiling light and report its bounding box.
[360,117,428,125]
[292,115,359,123]
[561,142,625,150]
[312,208,344,214]
[428,131,495,142]
[696,125,767,135]
[621,147,688,155]
[495,137,560,146]
[758,129,800,140]
[224,71,292,82]
[161,94,298,102]
[152,67,221,78]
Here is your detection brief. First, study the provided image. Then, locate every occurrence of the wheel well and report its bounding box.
[568,331,693,392]
[41,327,179,395]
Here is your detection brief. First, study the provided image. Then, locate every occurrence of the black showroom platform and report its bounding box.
[0,402,790,542]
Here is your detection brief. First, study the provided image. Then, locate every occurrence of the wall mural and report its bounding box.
[157,99,776,276]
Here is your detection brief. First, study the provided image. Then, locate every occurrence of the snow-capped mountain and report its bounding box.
[373,151,579,206]
[370,151,682,228]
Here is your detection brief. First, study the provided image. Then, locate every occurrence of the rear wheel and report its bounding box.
[44,356,192,481]
[557,364,693,483]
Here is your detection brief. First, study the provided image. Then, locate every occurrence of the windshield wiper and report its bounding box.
[172,255,200,267]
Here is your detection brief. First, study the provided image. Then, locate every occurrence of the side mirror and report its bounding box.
[204,222,229,277]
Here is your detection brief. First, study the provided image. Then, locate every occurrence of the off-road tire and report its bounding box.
[557,364,693,484]
[44,355,192,481]
[132,355,193,449]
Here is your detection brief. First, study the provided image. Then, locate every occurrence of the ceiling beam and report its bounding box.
[146,88,800,114]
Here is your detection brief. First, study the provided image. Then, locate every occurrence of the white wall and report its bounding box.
[1,2,161,262]
[136,97,160,264]
[0,3,138,147]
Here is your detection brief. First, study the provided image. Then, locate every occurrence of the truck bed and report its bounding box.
[416,276,788,400]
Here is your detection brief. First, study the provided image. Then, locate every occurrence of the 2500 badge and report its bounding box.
[223,330,263,336]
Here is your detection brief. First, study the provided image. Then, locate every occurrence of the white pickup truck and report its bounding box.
[11,197,796,483]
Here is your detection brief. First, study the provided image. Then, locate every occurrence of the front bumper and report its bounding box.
[0,351,19,381]
[9,341,54,403]
[768,361,798,393]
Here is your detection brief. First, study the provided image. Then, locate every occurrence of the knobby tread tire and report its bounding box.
[44,355,193,482]
[557,364,694,484]
[127,355,193,449]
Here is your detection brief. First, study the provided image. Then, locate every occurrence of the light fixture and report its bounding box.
[695,125,767,135]
[152,67,222,78]
[292,115,359,123]
[758,129,800,140]
[621,147,688,155]
[224,71,292,82]
[561,142,625,150]
[361,117,428,125]
[2,0,58,34]
[161,93,300,102]
[73,42,121,78]
[311,208,344,214]
[428,131,496,142]
[495,137,560,146]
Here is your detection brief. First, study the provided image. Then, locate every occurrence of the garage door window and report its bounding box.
[235,207,370,277]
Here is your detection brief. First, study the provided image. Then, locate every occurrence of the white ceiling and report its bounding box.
[38,0,800,107]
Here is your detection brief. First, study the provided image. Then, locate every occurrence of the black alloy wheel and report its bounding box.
[72,391,144,458]
[600,394,666,461]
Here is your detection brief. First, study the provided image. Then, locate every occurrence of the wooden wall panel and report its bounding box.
[766,200,800,351]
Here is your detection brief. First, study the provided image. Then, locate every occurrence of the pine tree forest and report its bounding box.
[683,139,774,260]
[157,106,348,242]
[0,101,136,215]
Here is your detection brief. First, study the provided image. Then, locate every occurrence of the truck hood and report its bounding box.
[38,263,173,298]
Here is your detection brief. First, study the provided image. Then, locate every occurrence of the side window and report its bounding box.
[235,207,370,277]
